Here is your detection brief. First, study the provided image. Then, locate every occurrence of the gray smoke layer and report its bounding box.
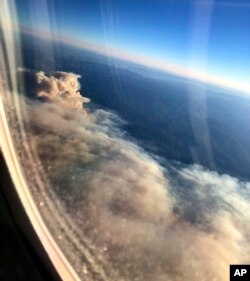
[25,71,250,281]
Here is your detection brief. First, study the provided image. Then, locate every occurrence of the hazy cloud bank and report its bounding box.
[24,71,250,281]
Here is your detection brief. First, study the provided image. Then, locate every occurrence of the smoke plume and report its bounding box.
[35,71,90,109]
[23,71,250,281]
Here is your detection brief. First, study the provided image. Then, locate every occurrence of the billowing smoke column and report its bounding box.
[35,71,90,110]
[25,71,250,281]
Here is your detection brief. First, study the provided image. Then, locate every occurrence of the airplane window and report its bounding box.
[0,0,250,281]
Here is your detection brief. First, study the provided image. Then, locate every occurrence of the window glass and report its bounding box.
[1,1,250,281]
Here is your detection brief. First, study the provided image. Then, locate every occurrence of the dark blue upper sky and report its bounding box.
[16,0,250,90]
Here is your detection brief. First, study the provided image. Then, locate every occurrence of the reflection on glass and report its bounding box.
[1,0,250,281]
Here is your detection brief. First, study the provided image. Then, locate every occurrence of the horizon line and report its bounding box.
[19,25,250,95]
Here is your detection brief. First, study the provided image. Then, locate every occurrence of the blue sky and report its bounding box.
[16,0,250,91]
